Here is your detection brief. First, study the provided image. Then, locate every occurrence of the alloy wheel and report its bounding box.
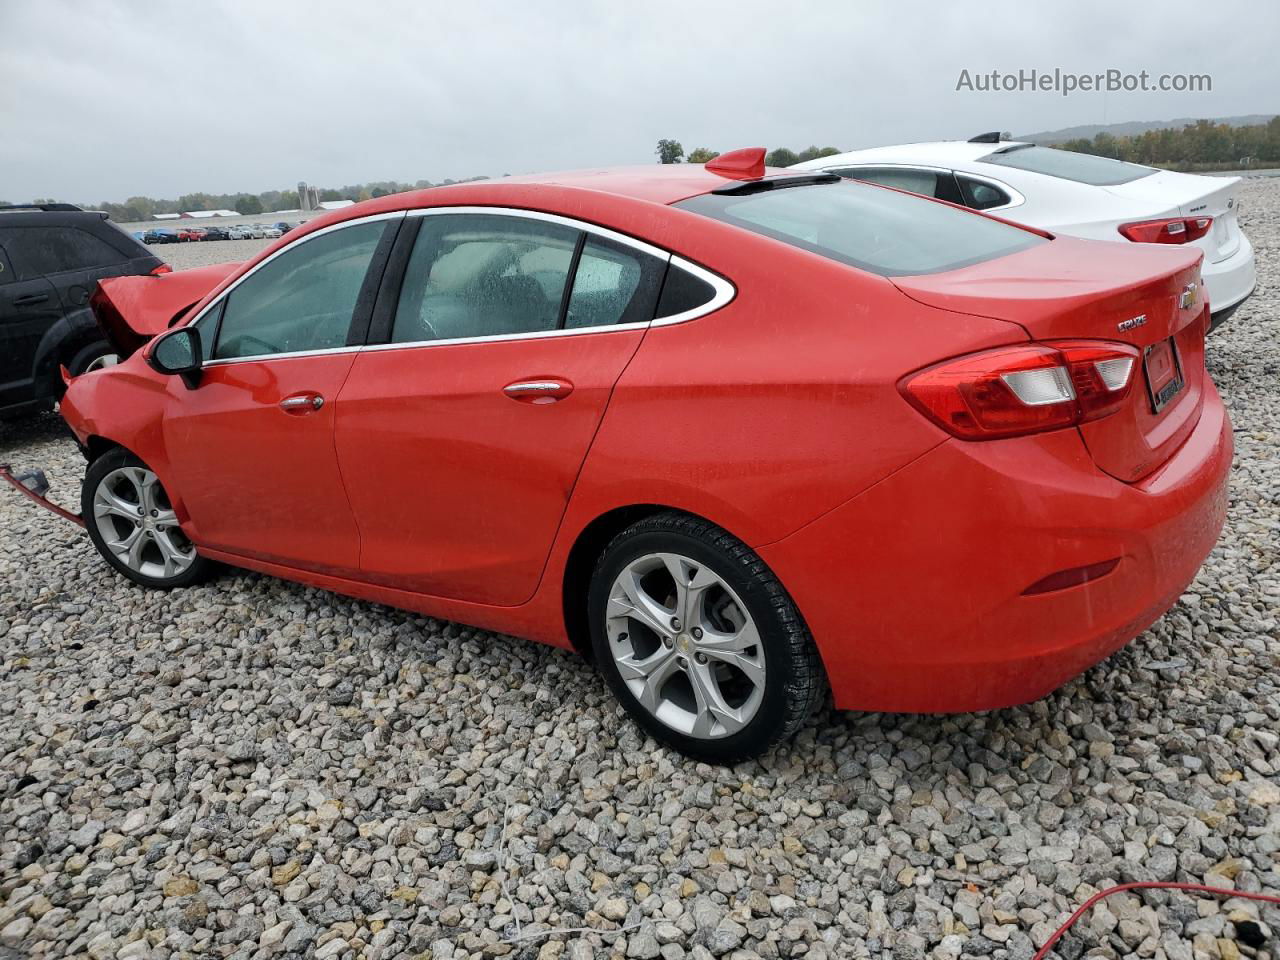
[82,352,120,373]
[91,467,196,579]
[605,552,766,739]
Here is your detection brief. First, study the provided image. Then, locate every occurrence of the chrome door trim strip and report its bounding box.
[187,206,738,367]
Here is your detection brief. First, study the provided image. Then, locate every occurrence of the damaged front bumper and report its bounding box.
[0,464,85,528]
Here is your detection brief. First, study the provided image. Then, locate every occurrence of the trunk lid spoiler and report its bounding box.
[90,262,240,358]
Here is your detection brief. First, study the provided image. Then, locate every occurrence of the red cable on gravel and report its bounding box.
[1035,882,1280,960]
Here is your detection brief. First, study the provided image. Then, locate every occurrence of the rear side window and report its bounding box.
[392,214,579,343]
[655,264,718,319]
[0,226,126,279]
[979,145,1155,186]
[0,244,13,285]
[957,176,1011,210]
[829,166,963,205]
[564,236,666,329]
[676,181,1045,277]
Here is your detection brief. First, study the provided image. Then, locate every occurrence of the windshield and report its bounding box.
[676,180,1045,277]
[979,145,1157,186]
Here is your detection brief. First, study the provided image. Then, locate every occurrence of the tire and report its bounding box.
[82,448,213,589]
[588,512,826,763]
[67,340,120,376]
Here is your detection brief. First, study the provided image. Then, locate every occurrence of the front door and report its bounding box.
[335,211,668,605]
[160,217,396,573]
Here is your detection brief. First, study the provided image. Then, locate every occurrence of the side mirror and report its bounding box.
[147,327,203,388]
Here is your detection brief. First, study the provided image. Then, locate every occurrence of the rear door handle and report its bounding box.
[279,393,324,413]
[503,379,574,403]
[12,293,50,306]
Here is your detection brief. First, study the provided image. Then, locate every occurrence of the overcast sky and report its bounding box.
[1,0,1276,203]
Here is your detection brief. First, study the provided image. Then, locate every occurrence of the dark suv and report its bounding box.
[0,203,168,419]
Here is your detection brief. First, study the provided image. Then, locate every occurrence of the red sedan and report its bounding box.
[55,149,1230,761]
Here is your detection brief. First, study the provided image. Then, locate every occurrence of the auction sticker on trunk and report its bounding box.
[1144,337,1185,414]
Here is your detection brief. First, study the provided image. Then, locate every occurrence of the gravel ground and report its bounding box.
[1,182,1278,960]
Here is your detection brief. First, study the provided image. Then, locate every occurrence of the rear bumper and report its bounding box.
[1203,231,1256,315]
[760,382,1233,712]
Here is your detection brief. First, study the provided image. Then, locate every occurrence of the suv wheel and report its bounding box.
[69,340,120,376]
[588,512,826,763]
[82,449,213,589]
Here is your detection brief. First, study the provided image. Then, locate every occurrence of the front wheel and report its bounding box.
[68,340,120,376]
[82,449,213,589]
[588,513,826,763]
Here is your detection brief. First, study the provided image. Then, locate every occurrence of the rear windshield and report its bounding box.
[979,145,1156,186]
[676,181,1045,277]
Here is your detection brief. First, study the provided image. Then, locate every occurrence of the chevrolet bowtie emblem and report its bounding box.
[1180,283,1199,310]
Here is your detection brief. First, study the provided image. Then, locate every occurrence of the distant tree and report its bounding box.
[370,187,390,198]
[656,139,685,164]
[686,147,720,164]
[765,147,800,167]
[235,194,263,216]
[796,146,841,163]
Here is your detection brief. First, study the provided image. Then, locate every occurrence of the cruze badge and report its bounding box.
[1180,283,1198,309]
[1118,314,1147,332]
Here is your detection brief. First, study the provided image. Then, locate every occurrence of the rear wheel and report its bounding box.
[82,449,213,589]
[588,513,825,763]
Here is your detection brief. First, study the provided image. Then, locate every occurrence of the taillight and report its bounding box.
[1118,216,1213,244]
[150,264,173,275]
[901,341,1140,440]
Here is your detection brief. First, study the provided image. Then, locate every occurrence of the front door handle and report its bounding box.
[13,293,50,307]
[503,379,573,403]
[280,393,324,413]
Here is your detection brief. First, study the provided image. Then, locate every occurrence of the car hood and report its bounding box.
[89,262,241,358]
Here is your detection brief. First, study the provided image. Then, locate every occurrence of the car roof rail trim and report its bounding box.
[0,202,84,213]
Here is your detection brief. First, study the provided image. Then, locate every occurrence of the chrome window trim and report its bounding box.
[819,162,1025,212]
[192,205,737,365]
[189,210,407,361]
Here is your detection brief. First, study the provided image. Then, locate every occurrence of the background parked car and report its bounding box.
[142,228,176,244]
[0,203,170,419]
[176,227,205,242]
[203,226,231,241]
[261,224,283,239]
[791,136,1256,328]
[274,221,295,235]
[244,224,266,239]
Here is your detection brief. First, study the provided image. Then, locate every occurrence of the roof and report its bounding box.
[790,140,1032,170]
[489,164,778,205]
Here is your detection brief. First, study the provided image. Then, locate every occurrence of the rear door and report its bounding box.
[334,210,668,605]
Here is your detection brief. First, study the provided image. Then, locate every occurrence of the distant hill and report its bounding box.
[1019,115,1276,145]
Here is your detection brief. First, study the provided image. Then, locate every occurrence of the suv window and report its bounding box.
[391,214,579,343]
[828,166,964,205]
[677,181,1045,277]
[0,226,125,279]
[956,176,1011,210]
[979,145,1155,186]
[564,236,666,329]
[212,219,386,360]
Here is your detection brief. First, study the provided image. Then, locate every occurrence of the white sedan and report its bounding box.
[791,136,1255,328]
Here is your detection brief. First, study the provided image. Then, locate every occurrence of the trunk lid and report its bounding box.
[90,262,240,358]
[892,235,1207,482]
[1105,170,1243,264]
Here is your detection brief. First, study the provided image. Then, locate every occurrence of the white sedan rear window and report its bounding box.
[979,145,1156,186]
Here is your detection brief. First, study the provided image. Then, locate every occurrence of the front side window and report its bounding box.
[979,145,1155,186]
[213,220,386,360]
[677,181,1045,277]
[829,166,963,205]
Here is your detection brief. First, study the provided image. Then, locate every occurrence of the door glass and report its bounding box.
[213,220,386,360]
[957,176,1012,210]
[0,226,125,279]
[391,214,579,343]
[0,244,13,285]
[564,236,666,329]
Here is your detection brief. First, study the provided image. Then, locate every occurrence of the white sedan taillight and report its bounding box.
[901,341,1140,440]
